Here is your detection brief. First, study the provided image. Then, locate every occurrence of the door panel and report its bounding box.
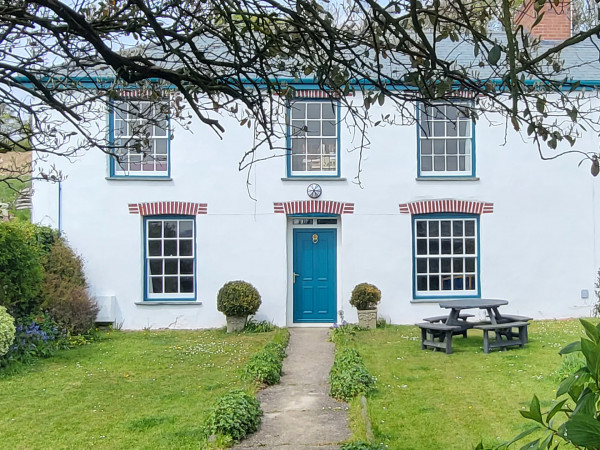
[293,229,336,322]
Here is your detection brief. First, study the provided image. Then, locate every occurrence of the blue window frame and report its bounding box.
[412,214,480,299]
[417,102,475,177]
[287,99,340,177]
[109,100,170,178]
[144,216,196,301]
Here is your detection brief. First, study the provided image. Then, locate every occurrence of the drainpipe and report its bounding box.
[58,179,62,237]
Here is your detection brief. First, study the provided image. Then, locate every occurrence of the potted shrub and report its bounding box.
[217,281,261,332]
[350,283,381,329]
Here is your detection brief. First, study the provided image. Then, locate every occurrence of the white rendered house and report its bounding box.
[31,20,600,330]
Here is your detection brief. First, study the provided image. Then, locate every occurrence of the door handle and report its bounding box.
[293,272,300,283]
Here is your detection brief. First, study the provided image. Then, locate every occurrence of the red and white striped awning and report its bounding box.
[128,201,207,216]
[274,200,354,215]
[399,199,493,215]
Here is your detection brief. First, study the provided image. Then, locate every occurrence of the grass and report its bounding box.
[0,327,283,449]
[338,319,588,449]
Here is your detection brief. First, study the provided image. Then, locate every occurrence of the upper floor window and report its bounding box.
[418,102,474,177]
[109,100,170,177]
[288,100,339,177]
[413,214,479,299]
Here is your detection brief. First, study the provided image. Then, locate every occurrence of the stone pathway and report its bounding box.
[234,328,351,449]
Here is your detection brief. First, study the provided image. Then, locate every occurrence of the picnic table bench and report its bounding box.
[422,313,474,338]
[416,322,462,354]
[472,321,530,353]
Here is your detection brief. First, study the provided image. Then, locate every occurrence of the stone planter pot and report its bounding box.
[357,309,377,329]
[226,315,247,333]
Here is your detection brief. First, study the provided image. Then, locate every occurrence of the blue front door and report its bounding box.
[293,229,337,323]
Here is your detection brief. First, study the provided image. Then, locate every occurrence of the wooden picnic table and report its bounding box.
[438,298,509,327]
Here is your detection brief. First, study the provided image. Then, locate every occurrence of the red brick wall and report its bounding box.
[515,0,571,40]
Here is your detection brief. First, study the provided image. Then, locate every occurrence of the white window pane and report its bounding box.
[291,120,306,136]
[447,122,458,137]
[307,139,321,155]
[291,103,305,119]
[307,103,321,119]
[322,103,336,119]
[322,138,336,155]
[434,140,445,154]
[446,140,457,154]
[180,277,194,293]
[148,221,162,238]
[434,156,445,171]
[306,120,320,136]
[164,221,177,237]
[292,155,305,171]
[165,259,178,274]
[179,221,193,237]
[447,156,458,171]
[421,156,432,171]
[306,155,321,171]
[421,140,432,155]
[164,277,178,293]
[155,139,168,155]
[291,139,306,155]
[434,121,445,136]
[322,120,336,136]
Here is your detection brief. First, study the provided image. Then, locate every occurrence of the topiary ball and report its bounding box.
[217,281,261,317]
[349,283,381,310]
[0,305,16,357]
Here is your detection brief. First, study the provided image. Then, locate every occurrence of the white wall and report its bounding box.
[32,93,600,329]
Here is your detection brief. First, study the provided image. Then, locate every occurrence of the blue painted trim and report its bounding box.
[411,213,481,300]
[143,215,197,302]
[286,99,341,178]
[416,101,476,178]
[107,99,171,179]
[15,75,600,91]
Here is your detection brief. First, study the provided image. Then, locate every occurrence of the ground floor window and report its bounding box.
[144,216,195,300]
[413,214,479,298]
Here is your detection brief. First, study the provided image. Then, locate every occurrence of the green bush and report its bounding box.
[0,306,15,357]
[349,283,381,310]
[204,389,262,442]
[217,281,261,317]
[0,221,44,318]
[39,238,98,335]
[330,348,376,401]
[341,442,384,450]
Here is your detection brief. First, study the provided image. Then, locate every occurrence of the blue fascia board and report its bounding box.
[15,74,600,92]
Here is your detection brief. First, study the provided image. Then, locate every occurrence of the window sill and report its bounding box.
[281,177,346,181]
[416,176,480,181]
[106,176,173,181]
[135,301,202,306]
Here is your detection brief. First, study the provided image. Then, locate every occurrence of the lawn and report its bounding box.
[341,319,588,449]
[0,328,280,449]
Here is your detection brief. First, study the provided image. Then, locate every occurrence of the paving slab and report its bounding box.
[235,328,351,449]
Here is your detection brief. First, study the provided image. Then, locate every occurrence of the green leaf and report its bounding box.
[520,395,544,425]
[567,107,578,121]
[564,415,600,449]
[488,45,502,65]
[519,438,540,450]
[378,92,385,106]
[580,319,600,342]
[303,66,313,76]
[538,432,553,449]
[500,425,540,447]
[559,341,581,355]
[546,399,567,424]
[536,98,546,114]
[581,338,600,378]
[556,373,577,397]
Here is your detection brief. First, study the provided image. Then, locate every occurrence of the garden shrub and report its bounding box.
[341,442,384,450]
[330,347,376,401]
[0,306,15,357]
[350,283,381,310]
[243,329,288,385]
[217,281,261,317]
[243,318,275,333]
[39,238,98,335]
[1,312,65,368]
[0,221,44,318]
[204,389,262,442]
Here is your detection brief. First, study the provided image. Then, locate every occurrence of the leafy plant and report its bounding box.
[340,442,384,450]
[594,268,600,318]
[330,347,376,401]
[0,305,15,357]
[204,388,262,442]
[244,318,275,333]
[217,281,261,317]
[243,335,287,386]
[498,319,600,449]
[350,283,381,311]
[0,221,44,318]
[39,238,98,335]
[330,323,365,344]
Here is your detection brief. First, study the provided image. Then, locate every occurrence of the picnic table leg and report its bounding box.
[444,330,453,354]
[518,326,527,348]
[482,329,490,354]
[445,308,461,326]
[420,328,426,350]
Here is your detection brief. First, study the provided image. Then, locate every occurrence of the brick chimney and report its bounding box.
[515,0,571,41]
